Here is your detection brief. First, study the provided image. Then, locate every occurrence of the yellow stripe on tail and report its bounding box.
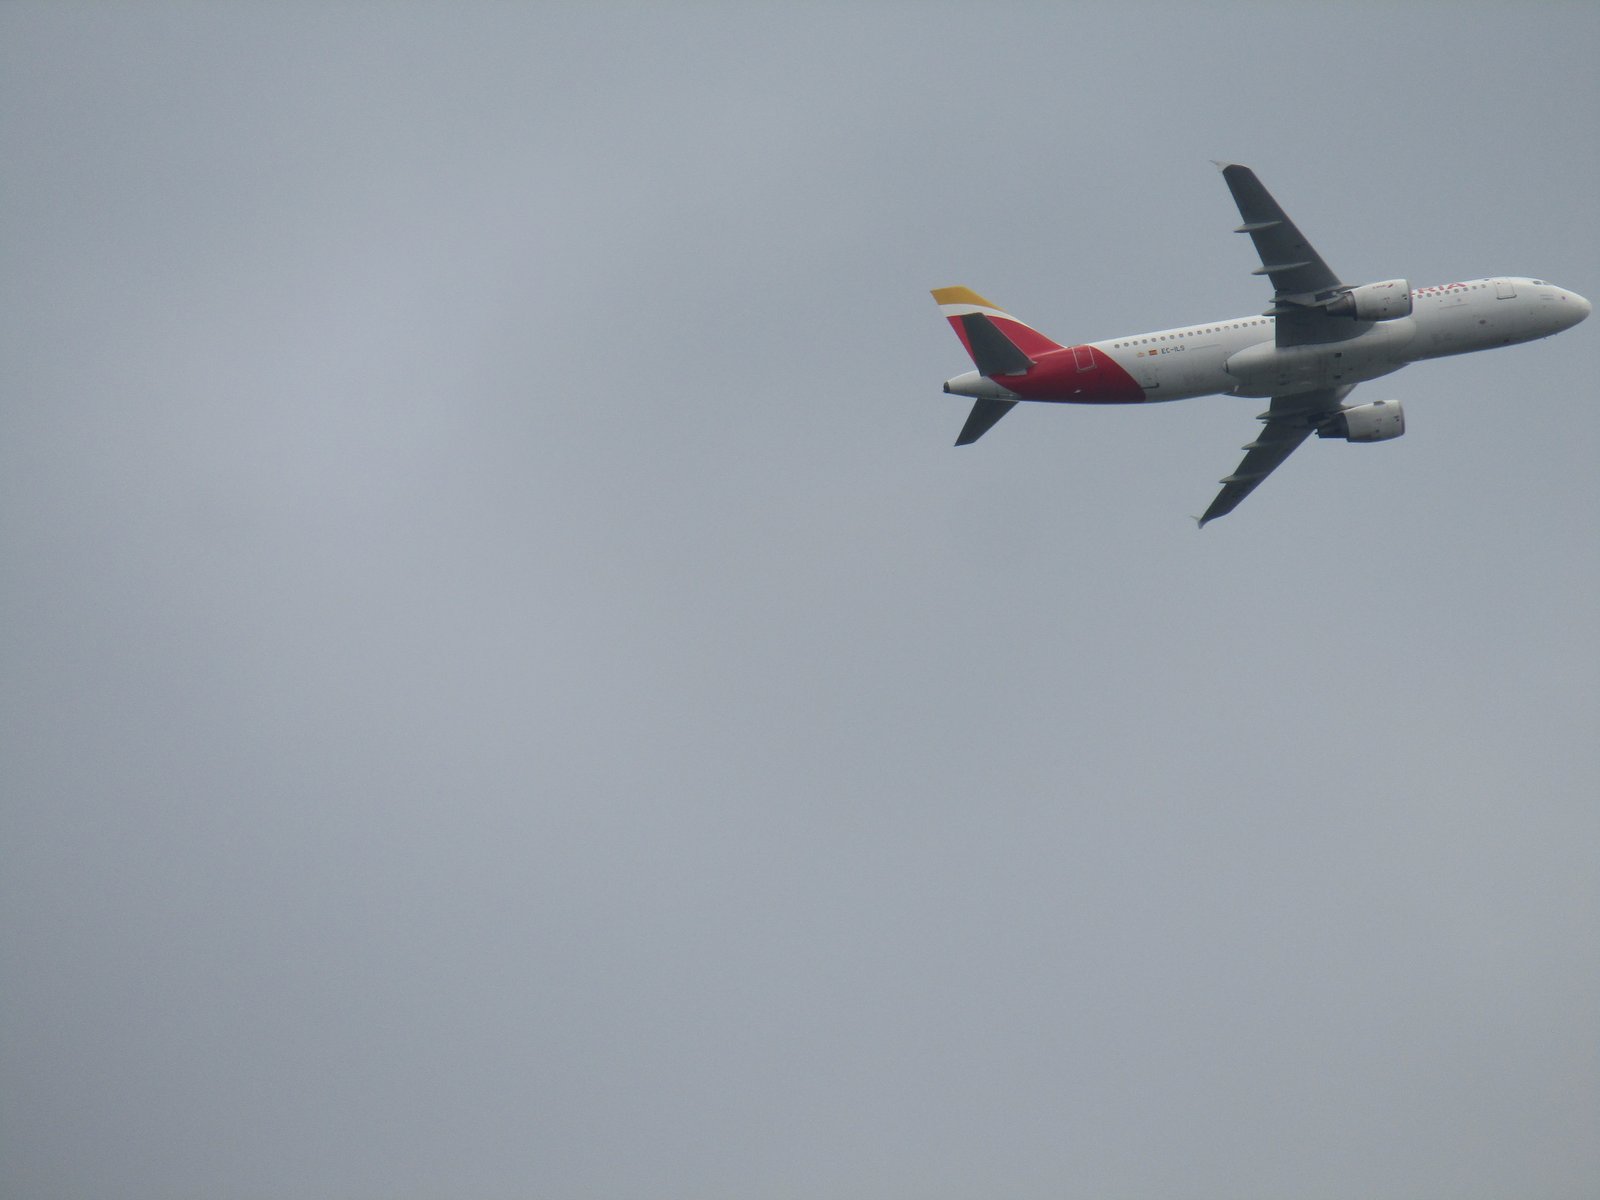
[930,286,1005,310]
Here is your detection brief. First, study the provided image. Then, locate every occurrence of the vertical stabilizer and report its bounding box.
[930,287,1064,368]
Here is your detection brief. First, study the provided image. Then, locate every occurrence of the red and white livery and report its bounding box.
[933,163,1590,525]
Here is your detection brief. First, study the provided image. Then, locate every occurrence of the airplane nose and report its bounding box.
[1570,290,1593,324]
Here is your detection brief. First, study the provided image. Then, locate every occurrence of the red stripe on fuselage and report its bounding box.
[1002,345,1145,403]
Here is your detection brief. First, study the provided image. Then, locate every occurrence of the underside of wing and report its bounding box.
[1215,163,1361,348]
[1198,386,1354,527]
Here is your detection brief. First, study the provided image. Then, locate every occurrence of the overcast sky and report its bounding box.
[3,4,1597,1199]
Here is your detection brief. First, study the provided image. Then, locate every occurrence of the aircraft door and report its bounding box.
[1136,351,1160,392]
[1496,279,1517,299]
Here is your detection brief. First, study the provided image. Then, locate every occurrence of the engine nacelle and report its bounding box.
[1325,278,1413,321]
[1317,400,1406,443]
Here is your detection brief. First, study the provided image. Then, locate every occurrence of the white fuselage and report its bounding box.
[1090,278,1590,401]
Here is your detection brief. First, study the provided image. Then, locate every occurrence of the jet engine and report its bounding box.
[1317,400,1405,442]
[1324,279,1413,321]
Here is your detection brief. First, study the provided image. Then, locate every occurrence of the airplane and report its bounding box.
[932,163,1590,526]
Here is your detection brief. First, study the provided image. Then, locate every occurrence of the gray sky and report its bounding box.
[3,4,1597,1198]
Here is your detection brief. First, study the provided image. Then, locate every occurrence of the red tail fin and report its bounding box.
[931,287,1063,372]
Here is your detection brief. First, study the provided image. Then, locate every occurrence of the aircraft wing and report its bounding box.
[1199,385,1354,527]
[1216,163,1354,348]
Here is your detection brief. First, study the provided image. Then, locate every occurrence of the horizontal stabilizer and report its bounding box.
[958,313,1034,377]
[956,398,1017,446]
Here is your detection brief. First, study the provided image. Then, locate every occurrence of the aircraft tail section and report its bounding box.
[931,287,1064,376]
[955,398,1017,445]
